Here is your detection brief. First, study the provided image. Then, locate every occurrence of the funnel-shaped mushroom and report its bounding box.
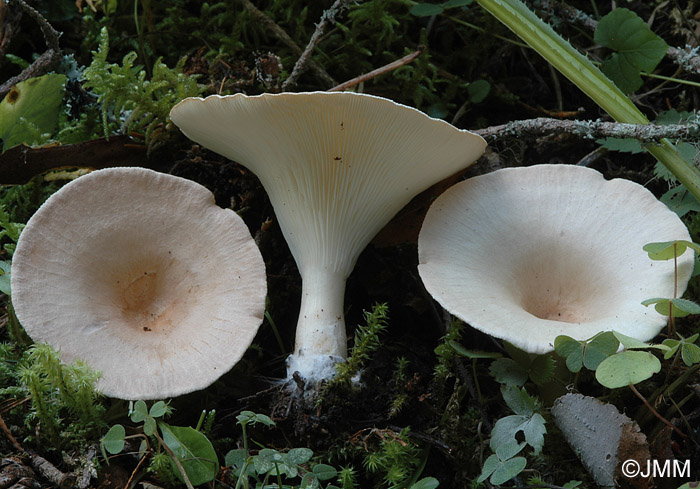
[11,168,266,400]
[418,164,694,353]
[170,92,486,379]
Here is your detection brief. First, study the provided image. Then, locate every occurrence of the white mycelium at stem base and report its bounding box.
[170,92,486,381]
[418,164,694,354]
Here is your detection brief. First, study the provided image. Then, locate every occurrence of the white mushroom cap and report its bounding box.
[170,92,486,380]
[418,164,694,353]
[11,168,266,400]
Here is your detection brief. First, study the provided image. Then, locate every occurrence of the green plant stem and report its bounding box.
[153,427,196,489]
[474,0,700,201]
[628,383,686,438]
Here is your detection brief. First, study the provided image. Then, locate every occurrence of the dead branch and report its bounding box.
[236,0,337,88]
[474,117,700,143]
[283,0,352,90]
[328,46,425,92]
[0,0,61,99]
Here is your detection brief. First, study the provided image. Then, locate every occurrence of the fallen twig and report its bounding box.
[474,117,700,143]
[283,0,352,90]
[236,0,337,88]
[328,46,425,92]
[0,0,62,99]
[1,413,75,488]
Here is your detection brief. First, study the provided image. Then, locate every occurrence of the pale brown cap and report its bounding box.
[11,168,266,399]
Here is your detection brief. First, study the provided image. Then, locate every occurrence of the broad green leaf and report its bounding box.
[528,354,555,385]
[0,74,67,150]
[595,351,661,388]
[410,3,444,16]
[287,447,313,465]
[489,358,527,386]
[224,448,247,467]
[681,342,700,366]
[409,477,439,489]
[449,340,501,359]
[675,482,700,489]
[159,422,219,486]
[612,331,650,349]
[0,261,11,295]
[661,186,700,217]
[490,456,527,485]
[130,400,148,423]
[143,416,157,436]
[563,481,583,489]
[149,400,168,418]
[479,441,527,485]
[313,464,338,481]
[583,332,619,370]
[443,0,472,7]
[468,79,490,103]
[595,8,669,93]
[554,335,583,372]
[643,240,699,260]
[491,386,546,454]
[101,424,125,455]
[596,137,644,154]
[642,298,700,317]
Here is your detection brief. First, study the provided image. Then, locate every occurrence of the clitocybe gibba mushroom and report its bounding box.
[418,164,694,353]
[11,167,266,400]
[170,92,486,381]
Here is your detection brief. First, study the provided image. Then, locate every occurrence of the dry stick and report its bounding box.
[628,383,687,439]
[236,0,337,88]
[0,0,62,99]
[328,46,425,92]
[283,0,351,90]
[474,117,700,143]
[1,413,75,488]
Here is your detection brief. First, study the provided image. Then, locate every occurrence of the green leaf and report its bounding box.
[491,385,547,454]
[596,137,644,154]
[130,400,148,423]
[643,240,699,260]
[528,354,555,385]
[554,335,584,372]
[642,297,700,317]
[479,441,527,485]
[612,331,650,349]
[661,186,700,217]
[149,401,168,418]
[287,447,313,465]
[410,3,444,16]
[102,424,126,455]
[449,340,501,359]
[224,448,247,468]
[583,332,619,370]
[681,342,700,366]
[563,481,583,489]
[468,79,490,103]
[595,351,661,388]
[409,477,440,489]
[0,261,11,295]
[595,8,669,93]
[0,73,67,150]
[489,357,528,386]
[159,422,219,486]
[443,0,472,7]
[312,464,338,481]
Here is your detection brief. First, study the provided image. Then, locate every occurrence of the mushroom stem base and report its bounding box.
[288,267,348,381]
